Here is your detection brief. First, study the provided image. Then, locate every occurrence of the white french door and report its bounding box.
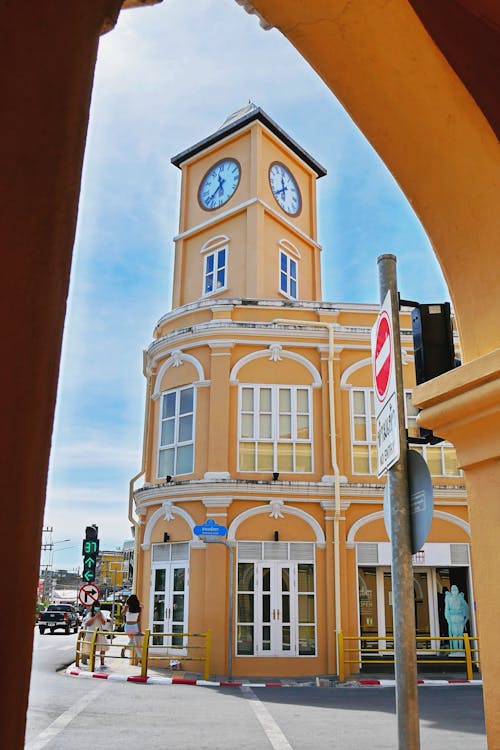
[150,545,189,653]
[255,561,295,656]
[237,548,316,658]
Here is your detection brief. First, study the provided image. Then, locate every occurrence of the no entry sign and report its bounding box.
[374,311,392,401]
[371,290,400,476]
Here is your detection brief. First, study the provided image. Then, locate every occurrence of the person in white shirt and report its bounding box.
[122,594,143,658]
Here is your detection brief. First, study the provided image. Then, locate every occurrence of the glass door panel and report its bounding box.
[383,572,394,649]
[279,565,292,654]
[297,563,316,655]
[261,567,271,652]
[414,571,431,649]
[237,562,254,655]
[358,567,379,650]
[171,566,186,647]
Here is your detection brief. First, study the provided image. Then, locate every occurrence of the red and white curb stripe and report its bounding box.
[66,668,289,687]
[66,668,481,688]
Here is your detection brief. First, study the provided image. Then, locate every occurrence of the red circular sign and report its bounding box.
[78,583,100,606]
[374,311,392,401]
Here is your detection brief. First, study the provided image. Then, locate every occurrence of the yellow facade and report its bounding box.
[132,105,473,679]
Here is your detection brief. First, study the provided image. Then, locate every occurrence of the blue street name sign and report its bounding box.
[193,518,228,537]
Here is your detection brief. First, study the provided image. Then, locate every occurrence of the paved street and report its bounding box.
[25,630,486,749]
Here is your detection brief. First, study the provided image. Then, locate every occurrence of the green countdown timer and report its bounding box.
[82,525,99,582]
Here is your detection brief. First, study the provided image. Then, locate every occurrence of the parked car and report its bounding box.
[38,604,79,634]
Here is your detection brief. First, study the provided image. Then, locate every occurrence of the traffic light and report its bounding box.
[411,302,456,385]
[400,298,459,445]
[82,525,99,582]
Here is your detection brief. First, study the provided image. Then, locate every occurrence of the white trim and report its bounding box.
[341,354,413,390]
[172,196,321,249]
[152,353,205,399]
[200,235,230,254]
[229,349,321,386]
[278,238,301,260]
[340,357,372,389]
[142,505,197,550]
[346,509,471,546]
[227,503,326,546]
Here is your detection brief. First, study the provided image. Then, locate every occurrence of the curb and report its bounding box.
[66,668,482,688]
[341,678,483,688]
[66,668,293,687]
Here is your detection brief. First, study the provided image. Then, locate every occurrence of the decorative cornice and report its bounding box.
[134,479,466,504]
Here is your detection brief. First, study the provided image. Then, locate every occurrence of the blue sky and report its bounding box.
[43,0,449,572]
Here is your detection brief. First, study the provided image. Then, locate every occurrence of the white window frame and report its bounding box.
[279,249,298,300]
[238,384,313,473]
[157,385,196,478]
[202,243,228,297]
[350,387,461,477]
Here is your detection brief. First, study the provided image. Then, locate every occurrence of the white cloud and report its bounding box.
[44,0,450,570]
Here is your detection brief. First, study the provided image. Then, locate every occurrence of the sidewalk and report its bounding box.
[65,635,483,688]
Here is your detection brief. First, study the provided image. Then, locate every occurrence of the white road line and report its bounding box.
[25,682,107,750]
[241,685,294,750]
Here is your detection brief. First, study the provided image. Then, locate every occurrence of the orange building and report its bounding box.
[131,105,472,678]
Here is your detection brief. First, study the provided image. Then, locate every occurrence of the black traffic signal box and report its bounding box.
[411,302,455,386]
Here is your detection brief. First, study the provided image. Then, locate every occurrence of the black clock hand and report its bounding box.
[209,176,225,200]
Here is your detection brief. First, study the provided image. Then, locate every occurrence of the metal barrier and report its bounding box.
[337,632,480,682]
[76,627,212,679]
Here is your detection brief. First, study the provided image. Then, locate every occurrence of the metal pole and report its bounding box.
[377,254,420,749]
[203,539,234,681]
[111,569,117,626]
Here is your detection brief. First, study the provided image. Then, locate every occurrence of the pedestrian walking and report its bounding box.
[82,603,110,668]
[122,594,143,662]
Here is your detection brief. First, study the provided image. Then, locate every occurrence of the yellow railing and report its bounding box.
[76,627,212,680]
[337,632,480,682]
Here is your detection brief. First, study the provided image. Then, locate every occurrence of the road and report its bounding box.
[25,630,486,749]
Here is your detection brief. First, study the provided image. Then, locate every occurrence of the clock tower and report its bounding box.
[170,103,326,309]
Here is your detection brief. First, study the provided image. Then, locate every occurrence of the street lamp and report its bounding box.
[40,538,71,601]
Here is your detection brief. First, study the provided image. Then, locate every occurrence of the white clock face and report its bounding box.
[198,158,241,211]
[269,162,301,216]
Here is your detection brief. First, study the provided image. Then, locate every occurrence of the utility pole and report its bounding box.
[377,254,420,749]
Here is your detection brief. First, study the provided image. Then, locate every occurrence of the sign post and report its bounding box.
[374,254,420,749]
[193,520,234,681]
